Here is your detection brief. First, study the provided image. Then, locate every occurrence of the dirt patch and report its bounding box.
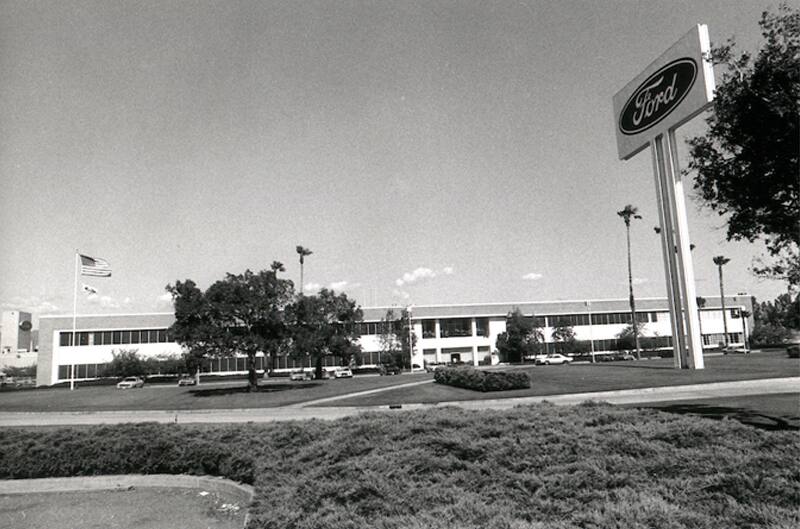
[0,486,246,529]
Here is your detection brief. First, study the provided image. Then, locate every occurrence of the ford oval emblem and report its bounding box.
[619,58,697,135]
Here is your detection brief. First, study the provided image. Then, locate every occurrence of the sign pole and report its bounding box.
[651,136,685,368]
[665,129,704,368]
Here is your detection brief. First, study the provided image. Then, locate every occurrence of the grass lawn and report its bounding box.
[328,350,800,407]
[0,372,430,412]
[0,351,796,413]
[0,487,246,529]
[1,404,798,529]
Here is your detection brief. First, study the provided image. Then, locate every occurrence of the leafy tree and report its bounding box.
[686,5,800,286]
[377,308,417,369]
[1,365,36,378]
[495,309,544,363]
[102,349,147,378]
[166,265,294,391]
[616,324,646,352]
[751,292,800,345]
[287,288,363,379]
[617,204,643,359]
[551,317,578,354]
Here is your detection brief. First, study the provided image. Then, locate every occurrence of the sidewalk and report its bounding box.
[0,377,796,426]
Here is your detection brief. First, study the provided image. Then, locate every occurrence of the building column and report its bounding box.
[471,318,479,366]
[434,320,442,363]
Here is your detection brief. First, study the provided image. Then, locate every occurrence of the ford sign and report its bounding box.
[618,58,697,135]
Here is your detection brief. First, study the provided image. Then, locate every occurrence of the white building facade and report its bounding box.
[35,295,752,387]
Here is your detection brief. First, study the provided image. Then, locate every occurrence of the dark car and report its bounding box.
[379,364,402,375]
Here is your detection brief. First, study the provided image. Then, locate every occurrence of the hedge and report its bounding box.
[433,365,530,392]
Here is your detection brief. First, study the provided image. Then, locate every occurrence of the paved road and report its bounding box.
[0,377,796,426]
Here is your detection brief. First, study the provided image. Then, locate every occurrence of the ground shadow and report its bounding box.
[590,362,676,370]
[642,403,800,431]
[189,383,319,397]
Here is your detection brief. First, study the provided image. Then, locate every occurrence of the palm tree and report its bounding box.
[696,296,707,349]
[618,205,643,359]
[713,255,731,348]
[296,246,313,295]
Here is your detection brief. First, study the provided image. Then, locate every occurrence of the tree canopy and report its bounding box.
[378,308,416,369]
[287,288,363,379]
[166,266,294,390]
[686,5,799,286]
[495,309,543,363]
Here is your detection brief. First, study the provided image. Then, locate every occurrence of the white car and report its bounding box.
[535,354,573,365]
[289,370,313,381]
[334,368,353,378]
[116,376,144,389]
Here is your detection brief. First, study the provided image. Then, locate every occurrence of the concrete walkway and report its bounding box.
[0,376,796,426]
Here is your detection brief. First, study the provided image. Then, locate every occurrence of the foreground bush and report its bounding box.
[434,365,531,391]
[1,405,798,529]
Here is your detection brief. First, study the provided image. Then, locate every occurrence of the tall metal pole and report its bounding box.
[652,137,685,368]
[71,251,78,390]
[586,300,595,363]
[665,130,703,368]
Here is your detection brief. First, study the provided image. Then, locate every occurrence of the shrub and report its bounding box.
[434,365,530,392]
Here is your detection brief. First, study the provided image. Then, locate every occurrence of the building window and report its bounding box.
[422,320,436,339]
[475,318,489,337]
[440,318,472,338]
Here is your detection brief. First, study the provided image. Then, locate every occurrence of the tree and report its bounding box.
[287,288,363,380]
[166,266,294,391]
[617,204,643,359]
[102,349,147,378]
[377,308,417,369]
[495,309,544,363]
[296,246,313,295]
[686,5,800,286]
[551,317,578,354]
[751,292,800,345]
[713,256,731,347]
[696,296,707,345]
[617,324,646,352]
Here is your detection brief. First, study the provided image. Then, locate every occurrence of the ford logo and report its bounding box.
[619,58,697,135]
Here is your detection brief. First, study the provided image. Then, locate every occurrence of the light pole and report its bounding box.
[585,300,595,363]
[406,305,414,371]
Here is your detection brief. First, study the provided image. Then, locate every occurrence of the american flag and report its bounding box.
[80,254,112,277]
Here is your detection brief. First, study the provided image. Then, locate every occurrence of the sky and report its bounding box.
[0,0,792,320]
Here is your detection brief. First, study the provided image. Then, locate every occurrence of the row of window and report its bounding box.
[58,310,744,349]
[702,333,743,346]
[59,329,173,347]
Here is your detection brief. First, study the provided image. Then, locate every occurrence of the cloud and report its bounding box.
[392,289,410,300]
[304,282,322,292]
[328,281,349,291]
[395,266,453,287]
[522,272,543,280]
[1,296,60,314]
[155,293,173,308]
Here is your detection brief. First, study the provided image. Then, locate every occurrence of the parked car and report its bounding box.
[289,370,313,381]
[722,345,750,354]
[177,376,197,386]
[379,364,402,375]
[116,376,144,389]
[334,367,353,378]
[524,354,549,363]
[535,354,573,365]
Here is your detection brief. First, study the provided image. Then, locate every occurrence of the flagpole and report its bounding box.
[71,250,78,391]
